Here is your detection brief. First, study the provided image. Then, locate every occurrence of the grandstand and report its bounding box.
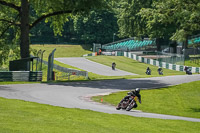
[102,37,156,52]
[188,34,200,46]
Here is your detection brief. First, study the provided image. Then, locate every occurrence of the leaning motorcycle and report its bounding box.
[145,70,151,75]
[116,96,138,111]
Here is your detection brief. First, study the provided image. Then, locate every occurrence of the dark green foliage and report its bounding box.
[0,0,110,60]
[30,10,119,45]
[73,10,119,44]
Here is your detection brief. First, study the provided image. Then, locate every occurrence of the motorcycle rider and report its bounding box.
[146,67,151,75]
[157,67,163,75]
[116,88,141,110]
[184,66,192,75]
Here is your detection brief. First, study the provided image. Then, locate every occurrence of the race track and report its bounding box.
[0,75,200,122]
[55,57,137,76]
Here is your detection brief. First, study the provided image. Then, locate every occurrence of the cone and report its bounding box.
[101,98,103,102]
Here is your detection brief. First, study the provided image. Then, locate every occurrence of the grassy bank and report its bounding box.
[30,44,92,59]
[0,97,199,133]
[0,81,40,85]
[87,56,185,76]
[92,80,200,118]
[184,59,200,67]
[2,45,198,82]
[52,56,186,81]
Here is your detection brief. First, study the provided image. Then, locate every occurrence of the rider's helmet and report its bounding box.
[135,88,140,93]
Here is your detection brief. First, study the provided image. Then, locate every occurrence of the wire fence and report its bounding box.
[41,59,88,80]
[155,52,185,65]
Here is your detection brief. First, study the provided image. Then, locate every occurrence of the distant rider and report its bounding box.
[146,67,151,75]
[157,67,163,75]
[184,66,192,75]
[116,88,141,109]
[112,62,116,70]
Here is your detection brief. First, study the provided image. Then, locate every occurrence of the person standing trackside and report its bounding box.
[112,62,116,70]
[99,49,102,55]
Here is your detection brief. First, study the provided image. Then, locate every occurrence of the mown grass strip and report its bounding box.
[0,97,199,133]
[92,80,200,118]
[87,56,185,76]
[30,44,92,58]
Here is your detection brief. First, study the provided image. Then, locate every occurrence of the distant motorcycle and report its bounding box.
[186,69,192,75]
[157,67,163,75]
[145,70,151,75]
[158,71,163,75]
[116,95,138,111]
[185,67,192,75]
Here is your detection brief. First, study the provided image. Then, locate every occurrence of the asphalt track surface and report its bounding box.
[0,75,200,122]
[55,57,137,76]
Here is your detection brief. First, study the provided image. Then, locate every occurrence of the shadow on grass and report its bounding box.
[190,108,200,112]
[81,44,92,51]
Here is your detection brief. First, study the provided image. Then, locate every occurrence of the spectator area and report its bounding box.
[188,34,200,46]
[102,38,156,51]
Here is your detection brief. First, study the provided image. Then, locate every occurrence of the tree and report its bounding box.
[73,10,119,44]
[0,0,109,59]
[139,0,200,48]
[114,0,154,38]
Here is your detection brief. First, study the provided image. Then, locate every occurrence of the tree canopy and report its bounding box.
[115,0,154,38]
[115,0,200,47]
[139,0,200,43]
[0,0,109,59]
[0,0,200,67]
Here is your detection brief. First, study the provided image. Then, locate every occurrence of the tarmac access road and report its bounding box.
[0,75,200,122]
[55,57,137,76]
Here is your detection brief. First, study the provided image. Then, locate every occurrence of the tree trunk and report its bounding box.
[183,35,188,49]
[156,38,162,51]
[20,0,29,59]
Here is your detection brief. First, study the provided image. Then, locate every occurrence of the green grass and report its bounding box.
[2,45,199,82]
[30,44,92,59]
[30,44,185,80]
[184,59,200,67]
[1,45,194,82]
[87,56,185,76]
[40,53,187,81]
[0,81,40,85]
[92,80,200,118]
[0,97,199,133]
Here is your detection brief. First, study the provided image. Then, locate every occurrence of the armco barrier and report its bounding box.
[83,52,97,57]
[0,71,42,81]
[41,59,88,79]
[83,51,124,56]
[124,52,200,73]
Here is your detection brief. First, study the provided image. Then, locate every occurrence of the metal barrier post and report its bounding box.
[47,48,56,81]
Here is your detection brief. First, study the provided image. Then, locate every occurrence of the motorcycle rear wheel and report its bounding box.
[116,103,122,110]
[116,107,121,110]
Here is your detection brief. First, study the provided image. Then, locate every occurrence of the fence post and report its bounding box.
[47,48,56,81]
[68,73,70,80]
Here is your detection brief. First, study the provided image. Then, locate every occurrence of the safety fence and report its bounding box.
[124,52,200,73]
[83,52,97,57]
[0,71,42,81]
[42,59,88,80]
[83,51,124,57]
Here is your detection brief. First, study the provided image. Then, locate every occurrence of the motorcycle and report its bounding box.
[158,70,163,75]
[186,69,192,75]
[145,70,151,75]
[185,67,192,75]
[116,96,138,111]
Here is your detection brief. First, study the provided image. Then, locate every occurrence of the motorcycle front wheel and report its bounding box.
[126,102,135,111]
